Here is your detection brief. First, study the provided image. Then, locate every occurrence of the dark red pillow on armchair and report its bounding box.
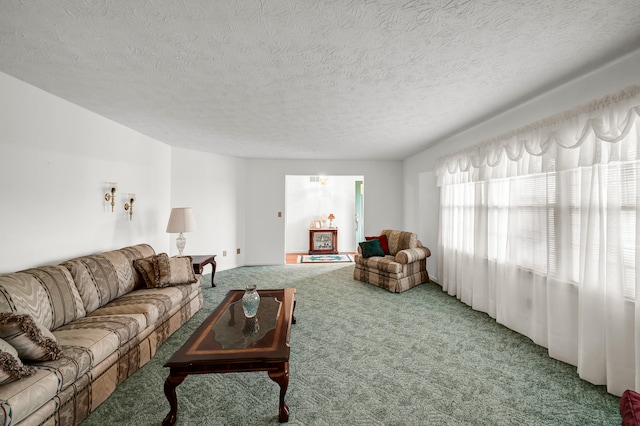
[365,235,390,255]
[621,389,640,426]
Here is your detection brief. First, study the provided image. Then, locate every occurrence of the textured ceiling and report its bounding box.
[1,1,640,160]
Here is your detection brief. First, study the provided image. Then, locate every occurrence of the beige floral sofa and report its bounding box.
[353,230,431,293]
[0,244,203,425]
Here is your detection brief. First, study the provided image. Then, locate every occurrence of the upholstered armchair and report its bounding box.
[353,229,431,293]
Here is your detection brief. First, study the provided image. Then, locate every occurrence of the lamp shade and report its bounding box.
[166,207,196,233]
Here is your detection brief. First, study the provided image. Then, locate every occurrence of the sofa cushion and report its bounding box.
[135,254,197,288]
[62,256,119,314]
[0,313,62,361]
[133,255,156,288]
[88,299,161,330]
[88,288,172,327]
[621,389,640,426]
[89,282,200,326]
[0,266,86,330]
[0,367,63,425]
[36,346,94,392]
[0,338,36,384]
[354,254,402,273]
[154,255,198,288]
[114,244,157,288]
[359,239,386,258]
[54,315,141,366]
[101,250,141,296]
[63,244,156,314]
[365,235,390,254]
[152,253,172,285]
[381,230,418,255]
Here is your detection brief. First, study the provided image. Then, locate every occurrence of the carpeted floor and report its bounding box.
[81,264,621,425]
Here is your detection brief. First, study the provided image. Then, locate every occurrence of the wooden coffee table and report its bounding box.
[162,288,296,425]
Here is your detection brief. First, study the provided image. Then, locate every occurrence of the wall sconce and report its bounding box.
[318,175,328,186]
[124,194,136,221]
[104,182,118,212]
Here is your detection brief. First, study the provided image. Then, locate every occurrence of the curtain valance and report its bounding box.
[435,85,640,186]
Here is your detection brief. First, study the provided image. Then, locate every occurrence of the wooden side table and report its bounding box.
[191,255,217,287]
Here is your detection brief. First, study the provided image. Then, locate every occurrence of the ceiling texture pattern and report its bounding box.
[1,1,640,160]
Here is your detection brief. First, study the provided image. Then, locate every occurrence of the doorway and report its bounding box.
[355,180,364,245]
[284,175,364,262]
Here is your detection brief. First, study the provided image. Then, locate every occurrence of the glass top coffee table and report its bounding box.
[162,288,296,425]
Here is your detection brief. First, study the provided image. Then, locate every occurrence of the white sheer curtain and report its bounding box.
[435,86,640,396]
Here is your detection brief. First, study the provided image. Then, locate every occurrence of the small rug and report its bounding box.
[298,254,353,263]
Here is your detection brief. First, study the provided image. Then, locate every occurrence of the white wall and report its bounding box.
[285,175,363,253]
[245,159,402,265]
[0,71,249,275]
[403,48,640,282]
[0,72,172,273]
[0,72,401,273]
[170,148,246,272]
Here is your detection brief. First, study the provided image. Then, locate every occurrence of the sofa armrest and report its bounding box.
[395,247,430,264]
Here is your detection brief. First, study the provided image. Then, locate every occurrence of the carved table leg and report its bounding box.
[210,257,217,287]
[268,362,290,422]
[292,300,297,324]
[163,373,186,426]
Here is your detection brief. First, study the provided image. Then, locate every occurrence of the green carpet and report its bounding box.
[81,264,621,425]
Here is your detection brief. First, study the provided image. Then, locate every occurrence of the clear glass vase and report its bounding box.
[242,284,260,318]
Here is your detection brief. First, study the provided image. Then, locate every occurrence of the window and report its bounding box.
[434,86,640,396]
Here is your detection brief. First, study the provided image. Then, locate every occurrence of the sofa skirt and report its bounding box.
[353,264,428,293]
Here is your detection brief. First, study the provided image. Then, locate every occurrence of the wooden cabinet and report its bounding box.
[309,229,338,255]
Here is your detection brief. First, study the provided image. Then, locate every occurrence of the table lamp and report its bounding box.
[166,207,196,256]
